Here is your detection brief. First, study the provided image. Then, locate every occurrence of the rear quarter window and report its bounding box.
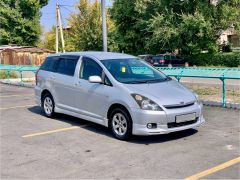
[40,56,59,72]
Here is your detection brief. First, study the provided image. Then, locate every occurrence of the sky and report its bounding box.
[40,0,113,33]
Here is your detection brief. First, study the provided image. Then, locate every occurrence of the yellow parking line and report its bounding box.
[22,126,84,138]
[0,104,36,110]
[185,156,240,180]
[0,94,34,98]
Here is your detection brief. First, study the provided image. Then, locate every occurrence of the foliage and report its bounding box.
[38,26,74,52]
[67,0,117,51]
[111,0,240,55]
[0,70,18,79]
[40,0,117,52]
[67,0,102,51]
[0,0,48,46]
[185,52,240,67]
[110,0,150,55]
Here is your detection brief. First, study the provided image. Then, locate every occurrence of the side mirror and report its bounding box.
[89,76,102,83]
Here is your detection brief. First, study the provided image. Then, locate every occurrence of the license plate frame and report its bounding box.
[176,113,196,123]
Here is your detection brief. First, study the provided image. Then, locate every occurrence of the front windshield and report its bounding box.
[101,58,168,84]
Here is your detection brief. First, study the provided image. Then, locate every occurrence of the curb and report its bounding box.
[202,101,240,110]
[0,81,35,88]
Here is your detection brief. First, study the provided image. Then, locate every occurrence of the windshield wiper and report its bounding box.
[125,79,167,84]
[143,79,167,83]
[124,81,148,84]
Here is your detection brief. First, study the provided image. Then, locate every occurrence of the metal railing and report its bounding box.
[156,67,240,107]
[1,65,239,107]
[0,65,39,82]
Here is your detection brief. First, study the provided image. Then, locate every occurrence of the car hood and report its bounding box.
[125,80,196,106]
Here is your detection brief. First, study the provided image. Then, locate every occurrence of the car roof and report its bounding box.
[48,51,136,60]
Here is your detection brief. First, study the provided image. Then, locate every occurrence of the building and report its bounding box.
[218,28,240,48]
[0,45,54,65]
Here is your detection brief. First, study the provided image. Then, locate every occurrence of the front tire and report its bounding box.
[42,93,55,118]
[110,108,132,140]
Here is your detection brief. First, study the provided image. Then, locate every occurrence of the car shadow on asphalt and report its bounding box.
[28,106,198,144]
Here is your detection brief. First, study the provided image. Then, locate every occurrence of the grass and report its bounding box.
[186,84,240,103]
[0,70,18,79]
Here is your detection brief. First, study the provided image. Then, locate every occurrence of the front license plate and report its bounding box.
[176,113,196,123]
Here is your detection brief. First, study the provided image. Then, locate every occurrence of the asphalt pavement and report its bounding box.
[0,83,239,179]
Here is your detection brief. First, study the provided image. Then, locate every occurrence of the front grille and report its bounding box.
[167,118,198,128]
[164,102,194,109]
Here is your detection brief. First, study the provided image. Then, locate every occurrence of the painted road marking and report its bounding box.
[0,94,34,98]
[0,104,36,110]
[185,156,240,180]
[22,125,89,138]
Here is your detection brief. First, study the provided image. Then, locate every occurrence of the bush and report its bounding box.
[185,52,240,67]
[0,70,18,79]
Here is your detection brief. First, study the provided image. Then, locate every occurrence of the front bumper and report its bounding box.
[131,103,205,135]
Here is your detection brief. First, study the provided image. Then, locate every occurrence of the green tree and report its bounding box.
[0,0,48,46]
[111,0,149,55]
[38,26,75,52]
[67,0,117,51]
[111,0,240,55]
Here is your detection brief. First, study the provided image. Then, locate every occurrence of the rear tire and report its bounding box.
[41,93,55,118]
[110,108,132,140]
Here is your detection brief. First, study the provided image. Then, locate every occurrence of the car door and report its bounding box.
[53,55,80,111]
[74,56,111,121]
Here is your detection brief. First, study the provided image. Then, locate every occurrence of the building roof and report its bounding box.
[51,51,136,60]
[0,45,54,53]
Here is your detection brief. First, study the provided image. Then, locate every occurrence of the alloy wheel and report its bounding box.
[112,113,128,136]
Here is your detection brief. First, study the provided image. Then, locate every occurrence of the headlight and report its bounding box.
[194,93,200,104]
[131,94,163,111]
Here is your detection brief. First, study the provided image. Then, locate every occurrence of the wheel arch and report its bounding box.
[107,103,132,126]
[41,89,52,102]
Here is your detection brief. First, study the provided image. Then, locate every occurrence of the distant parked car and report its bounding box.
[150,54,187,67]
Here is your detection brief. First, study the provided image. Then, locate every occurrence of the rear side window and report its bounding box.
[56,57,79,76]
[40,56,59,72]
[165,55,171,60]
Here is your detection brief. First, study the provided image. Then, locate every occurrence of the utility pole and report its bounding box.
[101,0,107,52]
[56,3,65,53]
[56,4,59,53]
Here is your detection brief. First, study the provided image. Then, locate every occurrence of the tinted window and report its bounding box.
[56,57,79,76]
[80,57,103,80]
[165,55,171,60]
[152,56,164,60]
[40,56,59,72]
[101,58,167,84]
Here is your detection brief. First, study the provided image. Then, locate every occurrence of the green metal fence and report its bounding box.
[156,67,240,107]
[0,65,39,82]
[0,65,239,107]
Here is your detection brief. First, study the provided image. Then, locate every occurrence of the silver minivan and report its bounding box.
[35,52,205,140]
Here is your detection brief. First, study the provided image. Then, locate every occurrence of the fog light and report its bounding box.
[147,123,152,129]
[147,123,157,129]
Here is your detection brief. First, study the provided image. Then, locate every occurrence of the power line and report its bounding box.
[59,4,75,7]
[60,6,74,14]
